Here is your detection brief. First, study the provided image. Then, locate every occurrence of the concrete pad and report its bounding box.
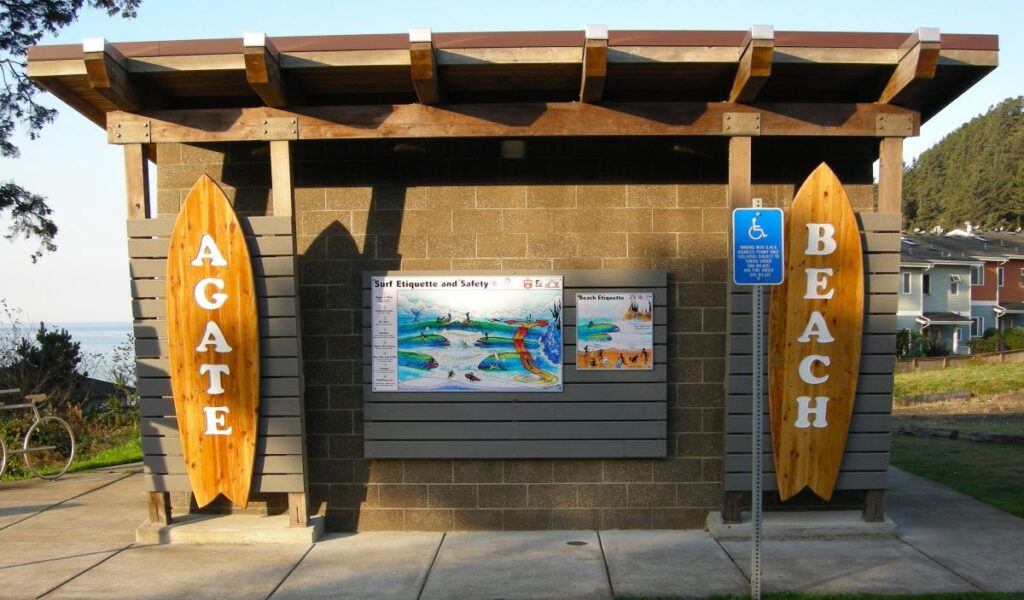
[272,532,442,600]
[707,510,897,540]
[137,513,324,544]
[47,543,310,599]
[601,530,747,598]
[720,538,977,594]
[0,540,126,600]
[421,531,611,600]
[887,467,1024,592]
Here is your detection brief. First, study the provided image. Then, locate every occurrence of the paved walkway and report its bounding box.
[1,466,1021,599]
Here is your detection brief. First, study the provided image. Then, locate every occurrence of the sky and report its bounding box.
[0,0,1021,322]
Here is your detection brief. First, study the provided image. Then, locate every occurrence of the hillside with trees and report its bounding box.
[903,96,1024,230]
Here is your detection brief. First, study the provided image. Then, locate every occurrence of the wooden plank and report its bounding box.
[145,454,303,474]
[365,439,666,459]
[130,256,294,278]
[134,296,295,319]
[128,236,294,259]
[409,32,442,104]
[879,28,941,106]
[725,452,889,473]
[365,421,664,440]
[288,492,308,527]
[144,435,304,456]
[729,28,773,103]
[141,396,302,418]
[123,143,150,219]
[244,34,289,108]
[727,413,891,434]
[365,382,666,403]
[271,140,294,218]
[83,38,141,111]
[360,287,669,308]
[728,136,752,212]
[727,394,892,415]
[856,212,902,232]
[107,103,922,144]
[148,492,171,526]
[135,317,297,339]
[725,471,887,492]
[580,32,607,103]
[127,216,292,237]
[144,473,304,493]
[138,376,299,397]
[878,138,904,214]
[138,357,297,378]
[133,276,295,299]
[141,416,301,437]
[727,432,890,453]
[364,401,665,421]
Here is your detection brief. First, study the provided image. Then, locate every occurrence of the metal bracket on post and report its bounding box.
[875,113,914,137]
[724,112,762,136]
[112,119,151,144]
[258,117,299,141]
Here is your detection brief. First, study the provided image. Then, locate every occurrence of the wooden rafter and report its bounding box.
[580,25,608,103]
[244,33,289,108]
[106,102,920,144]
[83,37,141,111]
[879,28,941,105]
[729,26,774,103]
[409,28,441,105]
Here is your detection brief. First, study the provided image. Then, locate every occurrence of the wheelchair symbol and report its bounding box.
[748,215,767,241]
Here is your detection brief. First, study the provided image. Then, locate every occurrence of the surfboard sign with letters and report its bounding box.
[767,163,864,501]
[166,175,259,508]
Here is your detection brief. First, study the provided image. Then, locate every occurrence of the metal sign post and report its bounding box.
[731,199,784,600]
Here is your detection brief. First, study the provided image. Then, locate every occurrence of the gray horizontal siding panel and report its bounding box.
[133,297,296,319]
[728,334,894,355]
[728,355,895,375]
[365,382,666,403]
[137,377,299,397]
[728,374,893,395]
[362,270,668,289]
[140,396,302,418]
[145,454,304,475]
[143,435,304,456]
[726,394,893,414]
[137,357,298,378]
[127,216,292,238]
[855,212,902,232]
[729,294,897,315]
[132,276,296,299]
[727,433,891,453]
[365,421,665,441]
[725,452,890,473]
[135,337,298,359]
[726,413,891,434]
[128,235,294,259]
[725,471,888,492]
[144,473,304,493]
[365,439,666,459]
[142,416,302,437]
[130,256,294,278]
[860,232,900,253]
[365,402,666,421]
[135,317,297,339]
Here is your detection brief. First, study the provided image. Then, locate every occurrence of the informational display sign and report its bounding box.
[732,207,785,286]
[371,275,563,392]
[576,292,654,370]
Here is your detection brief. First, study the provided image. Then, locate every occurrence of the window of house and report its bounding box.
[971,317,984,337]
[950,274,961,296]
[922,273,931,295]
[1020,268,1024,285]
[971,265,984,286]
[998,267,1005,287]
[902,272,911,294]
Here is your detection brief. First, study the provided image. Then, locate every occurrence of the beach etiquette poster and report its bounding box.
[576,292,654,370]
[371,275,563,392]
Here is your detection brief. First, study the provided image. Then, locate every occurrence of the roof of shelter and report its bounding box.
[27,27,997,132]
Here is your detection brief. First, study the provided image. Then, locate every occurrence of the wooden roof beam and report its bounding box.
[729,25,774,103]
[83,38,142,111]
[409,28,441,104]
[880,28,941,106]
[580,25,608,103]
[244,33,289,108]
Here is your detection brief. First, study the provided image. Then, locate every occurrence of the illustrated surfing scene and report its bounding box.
[575,292,655,370]
[372,276,563,392]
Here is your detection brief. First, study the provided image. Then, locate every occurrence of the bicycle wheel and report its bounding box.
[0,434,7,479]
[23,416,75,480]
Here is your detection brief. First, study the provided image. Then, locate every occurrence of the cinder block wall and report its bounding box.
[155,137,874,531]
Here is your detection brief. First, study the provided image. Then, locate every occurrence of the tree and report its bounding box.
[0,322,87,407]
[1,0,141,261]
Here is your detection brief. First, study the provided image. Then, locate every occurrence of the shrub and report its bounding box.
[1004,327,1024,351]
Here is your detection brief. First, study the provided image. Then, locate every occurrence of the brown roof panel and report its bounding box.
[609,30,747,47]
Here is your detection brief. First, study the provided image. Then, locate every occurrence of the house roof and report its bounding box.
[26,27,997,131]
[918,312,972,325]
[900,234,984,267]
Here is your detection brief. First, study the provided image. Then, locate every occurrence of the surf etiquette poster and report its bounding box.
[371,275,563,392]
[576,292,654,370]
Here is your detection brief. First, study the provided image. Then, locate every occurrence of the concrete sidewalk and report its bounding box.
[1,467,1021,599]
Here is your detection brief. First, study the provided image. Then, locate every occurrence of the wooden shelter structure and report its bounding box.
[28,27,997,532]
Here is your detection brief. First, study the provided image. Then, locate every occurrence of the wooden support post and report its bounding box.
[729,25,774,103]
[728,136,753,211]
[878,137,904,214]
[723,491,745,524]
[409,28,441,105]
[270,140,293,218]
[288,492,308,527]
[243,33,289,108]
[863,489,885,522]
[148,491,172,526]
[580,25,608,103]
[124,143,151,219]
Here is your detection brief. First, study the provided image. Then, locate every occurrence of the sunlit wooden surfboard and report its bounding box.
[166,175,259,508]
[768,163,864,501]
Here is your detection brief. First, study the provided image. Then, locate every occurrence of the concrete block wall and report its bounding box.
[155,137,875,531]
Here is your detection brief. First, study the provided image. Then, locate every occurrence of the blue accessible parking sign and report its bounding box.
[732,207,785,286]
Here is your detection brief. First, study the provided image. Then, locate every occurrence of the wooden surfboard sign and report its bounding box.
[166,175,260,508]
[767,163,864,501]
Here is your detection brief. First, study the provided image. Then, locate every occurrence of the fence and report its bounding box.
[895,349,1024,373]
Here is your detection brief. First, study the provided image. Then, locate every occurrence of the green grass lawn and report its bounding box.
[890,435,1024,518]
[67,435,141,474]
[894,362,1024,397]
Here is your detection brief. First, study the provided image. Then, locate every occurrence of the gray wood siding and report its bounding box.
[128,216,307,494]
[724,212,900,492]
[362,270,668,459]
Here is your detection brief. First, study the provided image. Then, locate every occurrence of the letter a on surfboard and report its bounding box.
[767,163,864,501]
[166,175,260,508]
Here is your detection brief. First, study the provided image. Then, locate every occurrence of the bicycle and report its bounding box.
[0,389,76,480]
